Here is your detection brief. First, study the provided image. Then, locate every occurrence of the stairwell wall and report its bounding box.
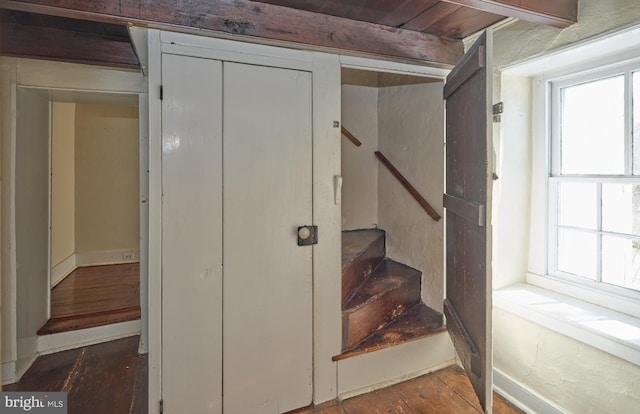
[378,82,445,312]
[341,70,379,230]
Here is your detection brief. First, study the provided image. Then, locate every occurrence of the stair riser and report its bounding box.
[342,236,385,304]
[342,276,420,350]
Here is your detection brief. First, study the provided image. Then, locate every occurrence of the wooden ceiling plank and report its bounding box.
[427,6,503,39]
[440,0,577,28]
[401,2,462,32]
[1,0,464,66]
[1,22,139,69]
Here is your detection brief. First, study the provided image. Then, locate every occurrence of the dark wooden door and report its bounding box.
[443,30,493,413]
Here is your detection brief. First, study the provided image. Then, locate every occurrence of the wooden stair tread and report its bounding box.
[334,303,444,361]
[344,259,420,311]
[342,229,385,269]
[37,306,141,335]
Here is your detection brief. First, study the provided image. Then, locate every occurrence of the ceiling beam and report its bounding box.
[440,0,577,28]
[1,0,464,67]
[1,21,139,69]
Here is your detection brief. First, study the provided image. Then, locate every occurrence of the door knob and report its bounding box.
[297,225,318,246]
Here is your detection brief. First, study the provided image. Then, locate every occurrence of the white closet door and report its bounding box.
[161,54,223,413]
[223,62,314,413]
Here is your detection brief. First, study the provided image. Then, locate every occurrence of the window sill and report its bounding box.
[494,283,640,366]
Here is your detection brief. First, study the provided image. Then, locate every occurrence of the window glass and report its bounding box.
[602,236,640,290]
[558,182,597,229]
[561,76,625,175]
[602,183,640,235]
[557,228,597,280]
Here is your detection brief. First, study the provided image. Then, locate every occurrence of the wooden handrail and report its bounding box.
[375,151,441,222]
[341,126,362,147]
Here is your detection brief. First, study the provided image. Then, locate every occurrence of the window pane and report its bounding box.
[557,228,597,280]
[602,235,640,291]
[561,76,625,175]
[558,182,597,229]
[634,71,640,175]
[602,183,640,235]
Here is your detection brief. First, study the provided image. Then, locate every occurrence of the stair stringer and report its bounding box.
[336,330,454,399]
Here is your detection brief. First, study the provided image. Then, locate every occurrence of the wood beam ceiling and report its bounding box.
[441,0,577,28]
[1,10,139,69]
[0,0,465,67]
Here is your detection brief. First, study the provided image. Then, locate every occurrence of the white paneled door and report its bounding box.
[162,55,313,413]
[162,54,224,413]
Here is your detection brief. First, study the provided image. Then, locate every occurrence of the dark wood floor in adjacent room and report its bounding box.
[38,263,141,335]
[3,335,147,414]
[290,365,524,414]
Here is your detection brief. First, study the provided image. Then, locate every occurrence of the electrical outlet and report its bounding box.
[123,251,135,261]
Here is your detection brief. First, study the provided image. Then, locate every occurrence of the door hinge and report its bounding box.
[160,85,163,101]
[159,399,163,413]
[492,102,503,123]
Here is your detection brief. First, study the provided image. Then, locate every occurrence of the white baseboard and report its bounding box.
[337,332,455,399]
[51,249,140,287]
[2,361,16,385]
[75,249,140,267]
[37,319,141,356]
[493,368,570,414]
[51,254,77,287]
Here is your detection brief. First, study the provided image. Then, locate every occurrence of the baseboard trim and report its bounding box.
[493,368,569,414]
[51,254,77,287]
[37,320,141,356]
[75,249,140,267]
[1,361,16,385]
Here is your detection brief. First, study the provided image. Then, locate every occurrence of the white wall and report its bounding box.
[74,103,139,255]
[341,70,379,230]
[492,1,640,411]
[51,102,76,267]
[15,88,49,377]
[378,82,444,311]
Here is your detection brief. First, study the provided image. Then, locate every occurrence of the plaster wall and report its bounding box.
[495,309,640,413]
[378,82,444,311]
[491,0,640,411]
[74,103,139,254]
[341,81,379,230]
[51,102,76,267]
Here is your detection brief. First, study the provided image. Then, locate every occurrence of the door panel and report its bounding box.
[444,31,493,413]
[223,62,313,413]
[162,54,223,413]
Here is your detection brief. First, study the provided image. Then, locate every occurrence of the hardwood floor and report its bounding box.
[289,365,524,414]
[3,336,147,414]
[38,263,141,334]
[5,336,522,414]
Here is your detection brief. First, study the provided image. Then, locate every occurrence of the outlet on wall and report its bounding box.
[123,251,135,261]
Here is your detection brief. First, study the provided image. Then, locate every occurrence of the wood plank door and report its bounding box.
[223,61,314,413]
[443,30,494,413]
[161,54,224,413]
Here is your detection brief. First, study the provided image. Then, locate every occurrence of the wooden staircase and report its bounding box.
[335,229,445,360]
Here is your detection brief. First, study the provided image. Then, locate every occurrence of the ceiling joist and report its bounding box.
[1,0,464,67]
[441,0,578,28]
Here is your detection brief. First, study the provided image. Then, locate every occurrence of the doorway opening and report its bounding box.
[337,68,446,358]
[38,94,142,335]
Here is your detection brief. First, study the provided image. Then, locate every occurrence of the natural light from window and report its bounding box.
[552,68,640,293]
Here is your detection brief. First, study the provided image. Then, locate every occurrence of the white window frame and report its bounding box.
[528,56,640,319]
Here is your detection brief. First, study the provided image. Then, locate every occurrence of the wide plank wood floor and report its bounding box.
[3,336,147,414]
[38,263,141,334]
[5,335,522,414]
[289,365,524,414]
